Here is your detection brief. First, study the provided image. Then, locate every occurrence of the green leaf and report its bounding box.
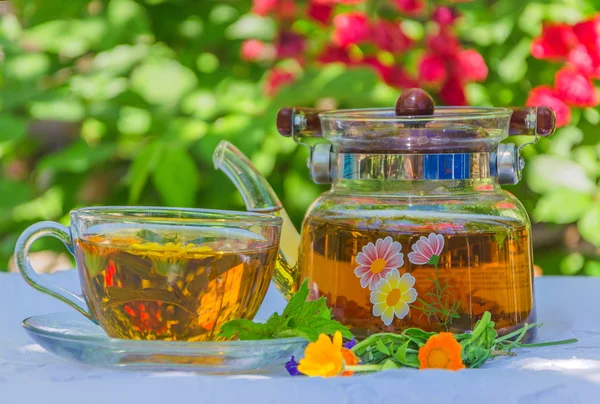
[93,44,149,74]
[265,312,285,330]
[573,146,599,179]
[381,359,400,370]
[225,14,276,40]
[393,340,412,365]
[462,345,491,368]
[166,118,209,145]
[547,127,584,158]
[152,148,200,207]
[376,340,390,355]
[219,278,352,341]
[118,107,152,135]
[402,328,436,346]
[4,53,50,81]
[496,38,530,83]
[533,191,593,224]
[216,319,273,340]
[578,204,600,247]
[70,73,128,101]
[128,142,163,204]
[30,99,85,122]
[0,115,26,143]
[584,261,600,277]
[278,326,318,342]
[131,59,198,107]
[22,18,107,58]
[12,186,63,222]
[107,0,151,37]
[297,318,353,340]
[282,279,310,319]
[11,0,88,24]
[560,253,585,275]
[38,141,115,173]
[181,91,219,120]
[526,155,595,194]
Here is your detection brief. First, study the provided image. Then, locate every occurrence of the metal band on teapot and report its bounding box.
[331,152,497,181]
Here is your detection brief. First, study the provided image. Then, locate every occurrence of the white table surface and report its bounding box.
[0,270,599,404]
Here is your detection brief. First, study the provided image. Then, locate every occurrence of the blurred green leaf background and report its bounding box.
[0,0,598,274]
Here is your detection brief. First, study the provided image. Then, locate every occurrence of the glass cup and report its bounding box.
[15,207,282,341]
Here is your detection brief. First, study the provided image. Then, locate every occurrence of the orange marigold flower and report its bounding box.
[418,332,465,371]
[340,347,358,376]
[298,331,357,377]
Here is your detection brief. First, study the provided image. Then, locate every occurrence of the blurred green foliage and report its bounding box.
[0,0,598,274]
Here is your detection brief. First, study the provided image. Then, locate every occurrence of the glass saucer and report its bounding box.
[22,312,307,373]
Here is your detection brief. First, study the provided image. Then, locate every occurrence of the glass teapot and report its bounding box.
[214,89,556,340]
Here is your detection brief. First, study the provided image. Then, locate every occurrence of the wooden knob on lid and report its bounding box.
[395,88,435,116]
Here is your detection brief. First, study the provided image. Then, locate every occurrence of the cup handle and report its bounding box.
[14,221,95,321]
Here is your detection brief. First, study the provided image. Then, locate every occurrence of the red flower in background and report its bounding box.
[265,68,296,96]
[419,11,487,105]
[531,23,578,60]
[568,44,600,78]
[456,49,488,82]
[318,44,354,64]
[572,16,600,78]
[439,77,466,106]
[363,57,417,89]
[529,14,600,126]
[313,0,363,3]
[427,30,461,58]
[526,86,571,127]
[308,1,333,25]
[333,12,370,47]
[253,0,296,19]
[371,21,412,53]
[252,0,278,16]
[433,7,460,27]
[554,68,599,107]
[394,0,425,16]
[276,31,306,59]
[419,53,447,84]
[241,39,268,61]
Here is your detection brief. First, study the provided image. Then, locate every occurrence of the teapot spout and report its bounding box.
[213,141,300,299]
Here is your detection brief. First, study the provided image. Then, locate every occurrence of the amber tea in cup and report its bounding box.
[15,207,282,341]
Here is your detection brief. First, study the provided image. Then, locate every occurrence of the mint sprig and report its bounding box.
[219,280,353,342]
[351,311,577,371]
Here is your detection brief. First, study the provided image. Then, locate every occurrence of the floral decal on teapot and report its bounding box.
[408,233,460,327]
[370,269,417,326]
[355,233,459,328]
[408,233,445,267]
[354,237,404,289]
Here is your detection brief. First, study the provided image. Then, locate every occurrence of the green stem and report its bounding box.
[344,364,383,373]
[517,338,578,348]
[494,323,538,343]
[352,333,407,353]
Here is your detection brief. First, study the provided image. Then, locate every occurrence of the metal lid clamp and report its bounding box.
[277,107,333,184]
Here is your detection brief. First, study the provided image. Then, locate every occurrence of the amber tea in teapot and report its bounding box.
[302,209,534,335]
[215,89,556,341]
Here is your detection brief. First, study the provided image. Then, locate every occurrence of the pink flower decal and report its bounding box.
[354,236,404,290]
[408,233,445,267]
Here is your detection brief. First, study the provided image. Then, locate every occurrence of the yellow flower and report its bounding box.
[370,269,418,326]
[298,331,357,377]
[418,332,465,371]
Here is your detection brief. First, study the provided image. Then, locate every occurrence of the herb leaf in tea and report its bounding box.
[219,280,353,341]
